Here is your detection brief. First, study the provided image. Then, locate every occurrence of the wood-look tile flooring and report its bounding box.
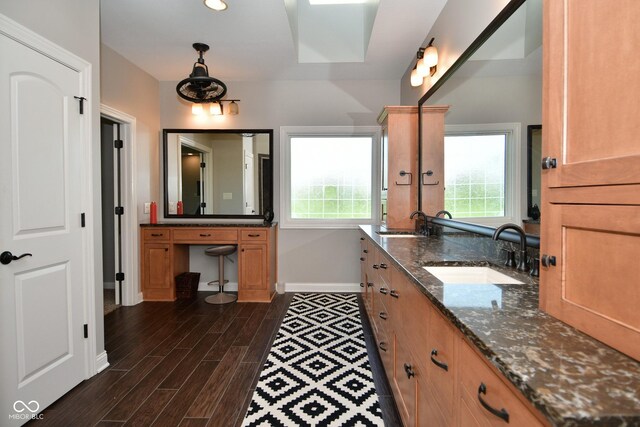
[30,292,400,427]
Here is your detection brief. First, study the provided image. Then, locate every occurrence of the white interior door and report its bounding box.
[0,34,87,424]
[244,151,256,214]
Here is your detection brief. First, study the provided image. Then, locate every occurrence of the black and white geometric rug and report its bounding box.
[242,293,384,427]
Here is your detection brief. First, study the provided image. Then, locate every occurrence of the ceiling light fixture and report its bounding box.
[203,0,228,11]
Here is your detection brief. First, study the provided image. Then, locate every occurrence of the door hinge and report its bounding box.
[115,272,125,282]
[73,96,87,114]
[115,206,124,215]
[83,324,88,339]
[81,213,86,227]
[114,139,123,149]
[200,162,206,168]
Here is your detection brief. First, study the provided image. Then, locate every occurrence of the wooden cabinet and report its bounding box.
[361,236,547,427]
[378,106,418,229]
[141,243,173,300]
[140,225,277,302]
[239,244,266,290]
[459,341,544,427]
[420,105,449,216]
[541,0,640,360]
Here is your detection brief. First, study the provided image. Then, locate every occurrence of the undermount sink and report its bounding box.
[376,230,422,237]
[423,266,523,285]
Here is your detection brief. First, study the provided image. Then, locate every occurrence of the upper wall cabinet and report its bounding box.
[544,0,640,193]
[540,0,640,361]
[378,106,419,229]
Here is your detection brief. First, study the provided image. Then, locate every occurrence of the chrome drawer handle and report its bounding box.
[389,290,399,298]
[199,233,211,237]
[379,288,388,295]
[378,342,387,352]
[151,233,163,237]
[248,233,261,237]
[379,312,387,320]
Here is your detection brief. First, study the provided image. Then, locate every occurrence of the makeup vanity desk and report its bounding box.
[139,223,277,302]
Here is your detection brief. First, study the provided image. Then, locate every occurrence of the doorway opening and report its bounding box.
[100,117,123,315]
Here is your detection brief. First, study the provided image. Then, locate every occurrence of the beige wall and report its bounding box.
[0,0,104,357]
[400,0,511,105]
[100,44,161,224]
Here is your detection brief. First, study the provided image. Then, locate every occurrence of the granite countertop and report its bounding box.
[360,225,640,427]
[140,222,276,228]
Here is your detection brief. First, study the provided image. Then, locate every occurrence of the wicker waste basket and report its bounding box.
[175,272,201,299]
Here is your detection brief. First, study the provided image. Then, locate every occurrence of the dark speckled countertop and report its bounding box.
[140,222,276,228]
[360,225,640,427]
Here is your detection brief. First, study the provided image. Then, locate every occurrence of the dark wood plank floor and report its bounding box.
[29,292,400,427]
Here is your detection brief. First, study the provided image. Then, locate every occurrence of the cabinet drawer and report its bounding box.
[142,228,171,242]
[394,337,419,427]
[172,228,238,243]
[240,229,267,242]
[459,341,543,427]
[377,252,392,285]
[427,308,458,420]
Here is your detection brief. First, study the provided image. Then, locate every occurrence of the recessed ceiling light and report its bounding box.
[204,0,228,11]
[308,0,367,5]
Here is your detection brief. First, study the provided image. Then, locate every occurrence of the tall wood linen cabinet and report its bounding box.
[378,106,418,229]
[540,0,640,361]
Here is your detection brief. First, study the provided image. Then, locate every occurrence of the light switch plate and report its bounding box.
[223,193,232,200]
[144,202,151,214]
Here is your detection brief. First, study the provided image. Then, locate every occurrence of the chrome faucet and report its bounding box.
[492,223,529,272]
[435,210,452,219]
[409,210,428,235]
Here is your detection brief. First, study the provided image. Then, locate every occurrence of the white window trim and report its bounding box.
[444,123,522,227]
[280,126,381,229]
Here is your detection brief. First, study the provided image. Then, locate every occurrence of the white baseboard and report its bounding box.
[103,282,115,289]
[283,283,361,293]
[96,351,109,373]
[198,281,239,292]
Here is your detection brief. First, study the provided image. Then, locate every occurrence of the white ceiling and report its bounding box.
[99,0,448,82]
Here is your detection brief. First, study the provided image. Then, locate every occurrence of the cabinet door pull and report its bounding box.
[379,312,387,320]
[359,282,365,288]
[199,233,211,237]
[390,289,399,298]
[367,282,374,288]
[404,363,415,379]
[373,264,379,269]
[379,263,388,269]
[151,233,163,237]
[247,233,261,237]
[363,249,368,254]
[430,349,448,371]
[477,383,509,423]
[360,257,365,262]
[379,287,388,295]
[379,342,388,352]
[541,157,557,170]
[360,237,365,241]
[541,254,556,267]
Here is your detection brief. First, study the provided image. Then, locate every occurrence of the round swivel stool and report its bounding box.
[204,245,237,304]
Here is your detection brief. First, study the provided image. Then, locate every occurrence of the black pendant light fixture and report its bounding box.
[176,43,227,103]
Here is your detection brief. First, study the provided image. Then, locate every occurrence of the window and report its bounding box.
[280,126,380,228]
[444,123,521,225]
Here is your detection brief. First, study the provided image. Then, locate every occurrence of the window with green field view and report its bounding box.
[444,134,506,218]
[290,136,373,219]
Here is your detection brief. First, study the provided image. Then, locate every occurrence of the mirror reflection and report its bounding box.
[163,129,273,217]
[422,0,542,229]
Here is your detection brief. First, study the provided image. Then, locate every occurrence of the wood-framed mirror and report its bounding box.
[162,129,273,219]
